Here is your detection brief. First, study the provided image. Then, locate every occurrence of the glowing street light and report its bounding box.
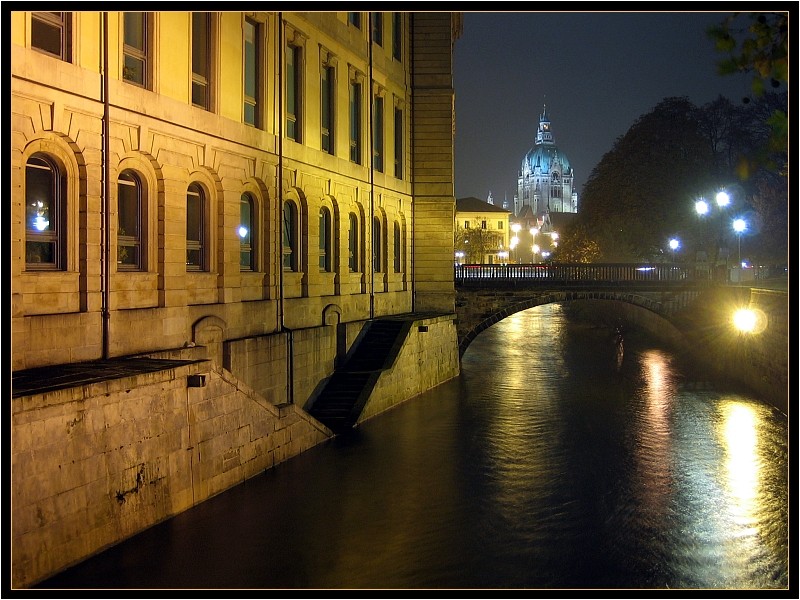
[732,218,746,265]
[716,190,730,208]
[732,308,756,333]
[668,237,680,262]
[695,198,709,216]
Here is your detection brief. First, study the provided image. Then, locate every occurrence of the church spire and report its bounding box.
[535,104,554,146]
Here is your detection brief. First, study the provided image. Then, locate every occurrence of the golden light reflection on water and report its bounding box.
[633,349,675,517]
[719,401,759,531]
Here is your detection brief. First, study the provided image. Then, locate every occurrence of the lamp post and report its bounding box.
[511,223,521,263]
[732,218,746,266]
[694,188,731,281]
[668,238,680,263]
[529,227,538,262]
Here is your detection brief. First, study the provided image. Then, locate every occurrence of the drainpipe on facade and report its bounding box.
[278,13,294,405]
[368,13,375,320]
[408,13,415,314]
[101,12,111,359]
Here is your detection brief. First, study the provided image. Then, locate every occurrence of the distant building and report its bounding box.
[455,196,511,264]
[513,105,578,259]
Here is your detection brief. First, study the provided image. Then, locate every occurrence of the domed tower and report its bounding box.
[516,106,578,223]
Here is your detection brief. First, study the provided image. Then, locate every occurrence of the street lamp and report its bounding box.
[732,218,746,266]
[668,238,680,263]
[530,227,539,262]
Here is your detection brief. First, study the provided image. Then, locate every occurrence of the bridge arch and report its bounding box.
[457,290,682,357]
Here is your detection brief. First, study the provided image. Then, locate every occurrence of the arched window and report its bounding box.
[319,207,331,271]
[118,170,144,270]
[186,182,206,271]
[393,221,401,273]
[372,216,382,273]
[240,193,254,271]
[25,154,65,270]
[348,213,359,272]
[283,201,297,271]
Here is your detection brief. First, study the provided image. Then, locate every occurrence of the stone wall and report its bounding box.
[11,361,331,589]
[358,314,460,423]
[12,311,462,589]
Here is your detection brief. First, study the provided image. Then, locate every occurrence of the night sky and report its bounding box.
[453,11,756,203]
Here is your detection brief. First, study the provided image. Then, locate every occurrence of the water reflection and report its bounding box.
[37,303,788,590]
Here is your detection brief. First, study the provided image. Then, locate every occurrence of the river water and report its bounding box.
[37,304,789,591]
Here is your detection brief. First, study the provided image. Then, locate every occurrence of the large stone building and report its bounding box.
[513,106,578,255]
[11,11,462,587]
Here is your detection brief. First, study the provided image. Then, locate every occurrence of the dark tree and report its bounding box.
[708,12,788,176]
[565,97,713,262]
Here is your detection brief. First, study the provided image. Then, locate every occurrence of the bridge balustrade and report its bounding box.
[454,263,702,287]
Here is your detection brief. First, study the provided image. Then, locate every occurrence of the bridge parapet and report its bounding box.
[455,262,708,287]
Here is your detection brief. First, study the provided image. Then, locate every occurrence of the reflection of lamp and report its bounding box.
[238,226,249,238]
[31,200,49,231]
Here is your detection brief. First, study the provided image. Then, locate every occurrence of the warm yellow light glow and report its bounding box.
[733,309,756,332]
[510,236,519,249]
[721,402,759,523]
[511,223,521,233]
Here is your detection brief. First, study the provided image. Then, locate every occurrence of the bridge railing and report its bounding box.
[454,263,708,286]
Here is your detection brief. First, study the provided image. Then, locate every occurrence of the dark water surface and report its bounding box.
[36,304,789,591]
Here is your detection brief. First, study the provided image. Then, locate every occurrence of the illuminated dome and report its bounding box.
[515,106,578,219]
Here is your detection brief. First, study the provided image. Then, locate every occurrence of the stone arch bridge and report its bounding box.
[454,263,739,357]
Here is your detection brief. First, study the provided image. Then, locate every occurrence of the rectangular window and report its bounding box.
[394,106,403,179]
[348,13,361,29]
[371,12,383,46]
[464,221,470,228]
[321,64,335,154]
[481,220,487,230]
[191,12,211,110]
[373,95,384,173]
[243,17,262,127]
[123,12,148,87]
[349,80,362,164]
[498,221,504,229]
[392,13,402,61]
[286,44,302,142]
[31,12,72,61]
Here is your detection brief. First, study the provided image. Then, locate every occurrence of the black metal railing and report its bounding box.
[454,263,708,287]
